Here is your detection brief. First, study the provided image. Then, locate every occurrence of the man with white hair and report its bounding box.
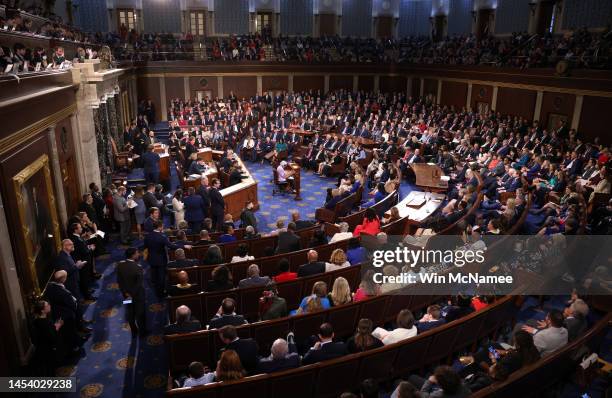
[329,222,353,243]
[256,336,300,373]
[163,305,202,335]
[276,160,295,191]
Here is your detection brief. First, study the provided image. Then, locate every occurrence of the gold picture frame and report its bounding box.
[12,154,62,296]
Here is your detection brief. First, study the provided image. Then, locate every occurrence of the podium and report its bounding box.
[290,163,302,200]
[411,163,449,192]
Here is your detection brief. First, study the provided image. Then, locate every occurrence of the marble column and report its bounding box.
[93,107,110,186]
[114,93,124,148]
[46,125,68,227]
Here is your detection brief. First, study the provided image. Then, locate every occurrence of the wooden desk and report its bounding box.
[196,148,213,162]
[411,163,449,192]
[220,155,259,219]
[388,191,446,222]
[153,144,171,184]
[290,163,301,201]
[183,166,218,191]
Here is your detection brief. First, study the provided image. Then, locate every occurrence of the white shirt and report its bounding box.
[183,372,215,387]
[329,232,353,244]
[231,255,255,263]
[325,261,350,272]
[376,326,418,345]
[277,165,287,182]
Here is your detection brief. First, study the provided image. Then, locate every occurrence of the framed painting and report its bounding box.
[12,154,61,296]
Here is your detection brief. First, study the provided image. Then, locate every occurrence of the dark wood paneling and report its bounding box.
[293,75,324,92]
[54,117,80,217]
[189,76,218,99]
[358,75,374,92]
[471,84,493,110]
[379,76,406,93]
[424,78,438,98]
[137,76,161,108]
[319,14,337,36]
[223,76,257,99]
[440,81,468,110]
[496,87,536,121]
[165,77,185,102]
[411,77,421,98]
[376,16,393,38]
[579,96,612,144]
[262,75,288,93]
[540,92,575,128]
[329,75,353,91]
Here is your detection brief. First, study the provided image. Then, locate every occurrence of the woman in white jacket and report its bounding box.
[172,189,185,228]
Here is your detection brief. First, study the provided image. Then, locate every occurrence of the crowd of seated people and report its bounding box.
[102,28,612,69]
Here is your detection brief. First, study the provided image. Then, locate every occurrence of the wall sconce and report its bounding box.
[528,0,537,15]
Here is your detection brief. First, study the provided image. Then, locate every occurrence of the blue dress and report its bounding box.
[134,197,146,224]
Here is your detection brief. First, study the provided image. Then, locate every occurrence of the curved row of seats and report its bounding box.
[165,295,518,398]
[170,225,320,261]
[166,259,361,324]
[166,291,445,374]
[166,239,350,293]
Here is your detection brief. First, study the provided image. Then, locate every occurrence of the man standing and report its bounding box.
[142,144,161,184]
[113,186,131,245]
[116,248,147,338]
[55,239,87,301]
[144,220,190,297]
[196,176,211,221]
[67,222,96,302]
[209,178,225,231]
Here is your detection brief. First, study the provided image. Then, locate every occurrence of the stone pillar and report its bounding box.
[159,76,167,122]
[0,193,31,367]
[218,76,224,98]
[534,90,544,122]
[183,76,190,101]
[324,75,330,93]
[571,95,583,130]
[114,92,124,147]
[46,125,68,226]
[257,75,263,96]
[491,85,499,111]
[466,83,473,111]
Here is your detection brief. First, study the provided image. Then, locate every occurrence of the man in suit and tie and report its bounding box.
[167,248,198,269]
[45,270,87,354]
[291,211,316,231]
[302,323,348,365]
[55,239,87,301]
[218,325,259,374]
[209,298,248,329]
[68,222,96,301]
[184,186,206,233]
[116,247,147,338]
[144,220,190,297]
[142,144,161,184]
[143,183,161,213]
[238,264,271,288]
[113,185,131,244]
[297,250,326,277]
[276,222,302,254]
[164,305,202,335]
[209,178,225,232]
[196,176,211,220]
[257,338,300,373]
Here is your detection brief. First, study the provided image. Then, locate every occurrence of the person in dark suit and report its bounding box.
[167,270,201,296]
[116,248,147,338]
[275,222,301,254]
[183,187,206,234]
[163,305,202,335]
[291,211,316,230]
[302,323,348,365]
[218,325,259,374]
[238,264,271,288]
[167,248,198,269]
[209,298,248,329]
[196,176,211,220]
[209,178,225,231]
[55,239,87,301]
[416,304,446,333]
[143,207,161,233]
[144,220,190,297]
[142,145,161,184]
[44,270,83,354]
[297,250,326,277]
[257,337,300,373]
[143,183,161,213]
[67,223,95,301]
[239,201,258,230]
